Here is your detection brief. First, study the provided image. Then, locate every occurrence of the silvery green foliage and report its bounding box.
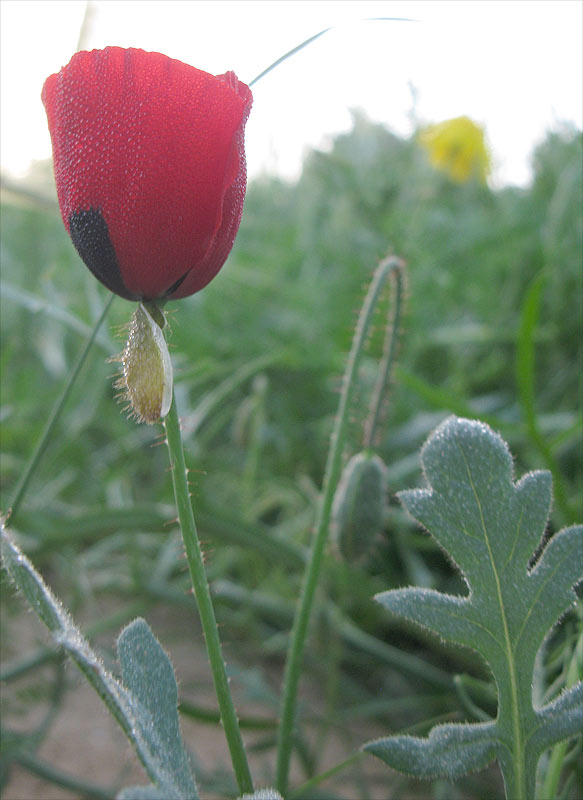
[364,417,583,799]
[239,790,283,800]
[117,787,170,800]
[114,618,198,799]
[0,530,198,800]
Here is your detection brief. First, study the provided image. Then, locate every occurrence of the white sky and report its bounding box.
[1,0,582,187]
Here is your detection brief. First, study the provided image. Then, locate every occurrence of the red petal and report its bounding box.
[42,48,252,300]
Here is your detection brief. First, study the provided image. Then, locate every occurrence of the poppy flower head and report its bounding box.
[42,47,252,301]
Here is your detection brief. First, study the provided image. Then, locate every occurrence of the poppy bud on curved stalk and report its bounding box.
[331,451,388,563]
[42,48,252,423]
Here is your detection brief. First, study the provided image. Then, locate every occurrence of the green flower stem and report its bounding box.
[275,255,405,795]
[362,260,406,449]
[8,294,115,522]
[163,393,253,796]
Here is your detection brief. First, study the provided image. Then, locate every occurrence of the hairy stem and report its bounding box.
[163,394,253,796]
[275,255,405,795]
[362,260,406,449]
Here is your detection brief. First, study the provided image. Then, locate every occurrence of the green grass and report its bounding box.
[1,118,581,799]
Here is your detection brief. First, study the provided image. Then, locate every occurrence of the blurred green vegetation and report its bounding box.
[1,117,581,799]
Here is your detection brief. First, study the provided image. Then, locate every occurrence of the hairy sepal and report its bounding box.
[116,303,172,424]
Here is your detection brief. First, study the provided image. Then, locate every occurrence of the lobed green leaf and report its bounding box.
[364,417,583,799]
[365,721,498,779]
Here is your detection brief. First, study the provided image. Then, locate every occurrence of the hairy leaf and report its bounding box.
[1,529,198,799]
[363,417,583,799]
[117,786,170,800]
[117,619,198,799]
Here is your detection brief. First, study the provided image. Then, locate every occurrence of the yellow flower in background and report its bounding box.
[418,116,491,184]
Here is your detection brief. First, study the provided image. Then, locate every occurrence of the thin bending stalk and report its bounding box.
[163,395,253,796]
[247,18,413,88]
[9,294,115,521]
[362,260,406,449]
[275,255,405,795]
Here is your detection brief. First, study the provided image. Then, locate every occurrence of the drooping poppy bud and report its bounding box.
[331,451,388,563]
[42,47,252,301]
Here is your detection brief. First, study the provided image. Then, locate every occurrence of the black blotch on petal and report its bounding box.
[163,269,190,298]
[69,207,138,301]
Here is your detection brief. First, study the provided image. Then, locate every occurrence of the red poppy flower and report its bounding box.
[42,47,252,301]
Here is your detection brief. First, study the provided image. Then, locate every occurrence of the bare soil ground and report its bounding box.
[2,600,395,800]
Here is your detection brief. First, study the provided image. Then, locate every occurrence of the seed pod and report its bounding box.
[115,303,172,424]
[331,451,387,562]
